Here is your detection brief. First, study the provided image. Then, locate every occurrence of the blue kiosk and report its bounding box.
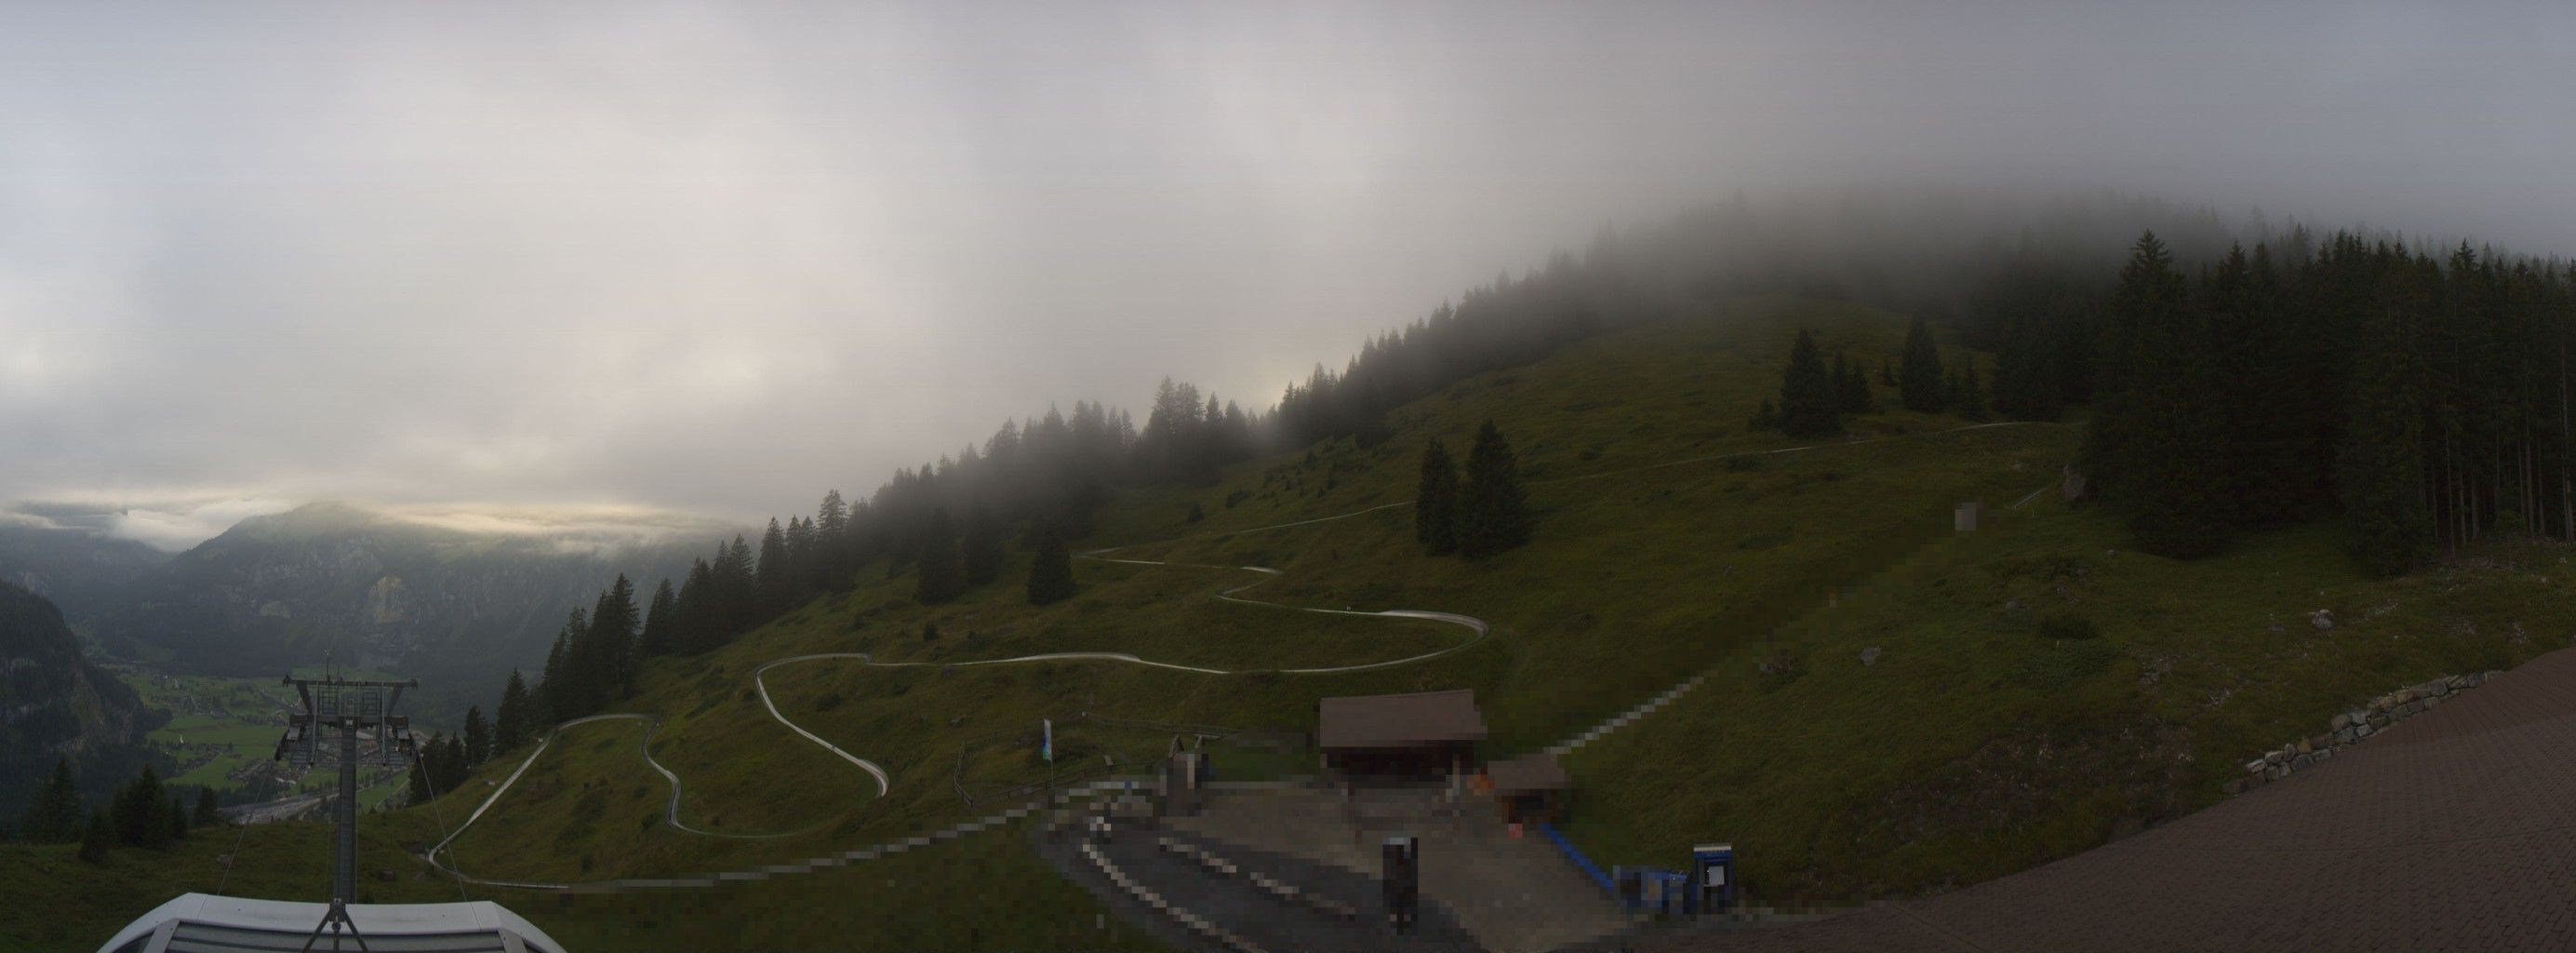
[1691,842,1736,913]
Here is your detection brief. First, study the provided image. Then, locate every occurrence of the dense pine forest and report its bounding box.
[442,192,2576,771]
[2083,232,2576,573]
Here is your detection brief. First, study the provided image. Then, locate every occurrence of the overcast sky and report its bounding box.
[3,2,2571,549]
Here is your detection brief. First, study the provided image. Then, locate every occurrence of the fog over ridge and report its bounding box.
[5,2,2571,549]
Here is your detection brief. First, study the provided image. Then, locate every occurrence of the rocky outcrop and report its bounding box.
[0,582,154,817]
[2225,671,2501,795]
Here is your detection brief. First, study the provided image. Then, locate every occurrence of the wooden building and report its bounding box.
[1481,753,1571,825]
[1316,689,1487,781]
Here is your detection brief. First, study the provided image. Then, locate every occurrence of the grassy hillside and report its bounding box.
[1566,500,2576,902]
[401,296,2071,888]
[30,292,2565,948]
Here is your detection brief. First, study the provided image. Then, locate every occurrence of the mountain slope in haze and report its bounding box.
[0,523,170,627]
[0,582,155,821]
[88,503,719,724]
[413,294,2568,931]
[50,292,2571,949]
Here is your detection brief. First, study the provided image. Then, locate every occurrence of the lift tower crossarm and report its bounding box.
[275,673,419,952]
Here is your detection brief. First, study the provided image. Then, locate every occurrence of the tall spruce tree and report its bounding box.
[590,575,639,700]
[1025,523,1075,605]
[1779,329,1842,436]
[112,767,169,849]
[962,506,1006,586]
[784,516,817,598]
[1900,314,1948,411]
[755,519,796,618]
[19,757,80,844]
[193,787,220,827]
[2087,231,2233,557]
[814,490,852,592]
[637,579,677,659]
[1952,361,1990,421]
[494,669,530,752]
[914,508,965,604]
[78,807,110,863]
[1458,421,1533,558]
[1415,438,1461,556]
[1989,314,2062,422]
[673,558,716,654]
[540,610,585,719]
[461,706,491,768]
[710,536,759,637]
[2340,260,2431,574]
[1835,351,1875,413]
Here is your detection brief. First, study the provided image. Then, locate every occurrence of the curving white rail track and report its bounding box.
[426,421,2061,889]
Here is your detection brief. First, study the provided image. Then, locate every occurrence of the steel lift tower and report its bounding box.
[274,673,419,950]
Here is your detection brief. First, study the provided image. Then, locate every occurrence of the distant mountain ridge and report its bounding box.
[87,502,727,724]
[0,522,170,627]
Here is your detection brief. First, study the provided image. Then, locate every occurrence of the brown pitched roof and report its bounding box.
[1316,689,1488,749]
[1484,753,1570,794]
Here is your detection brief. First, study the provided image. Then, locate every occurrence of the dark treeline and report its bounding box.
[11,757,220,863]
[2079,231,2576,572]
[1748,222,2576,575]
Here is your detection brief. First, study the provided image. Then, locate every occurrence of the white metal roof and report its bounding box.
[99,893,566,953]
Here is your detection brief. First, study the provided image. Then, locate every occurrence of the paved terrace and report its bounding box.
[1662,645,2576,953]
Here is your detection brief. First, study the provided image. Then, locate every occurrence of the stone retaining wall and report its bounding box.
[2226,670,2503,796]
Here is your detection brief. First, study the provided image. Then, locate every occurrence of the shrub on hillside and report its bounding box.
[2037,612,2100,640]
[2011,639,2122,689]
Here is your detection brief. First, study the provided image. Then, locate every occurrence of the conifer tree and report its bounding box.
[461,706,491,768]
[673,557,717,654]
[407,743,434,806]
[2340,264,2430,574]
[784,515,817,596]
[962,506,1006,586]
[193,787,220,828]
[755,518,795,618]
[1025,524,1076,605]
[1779,329,1841,436]
[167,796,188,841]
[1900,315,1948,411]
[113,767,169,849]
[1414,437,1461,556]
[1989,315,2062,422]
[540,610,585,719]
[19,757,80,844]
[1953,361,1990,421]
[637,580,676,659]
[1878,358,1898,387]
[1459,421,1534,558]
[2087,232,2232,557]
[914,508,964,604]
[439,736,469,793]
[1835,351,1875,413]
[589,575,639,700]
[494,669,530,752]
[726,535,752,625]
[813,490,852,592]
[1748,399,1779,431]
[78,807,110,863]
